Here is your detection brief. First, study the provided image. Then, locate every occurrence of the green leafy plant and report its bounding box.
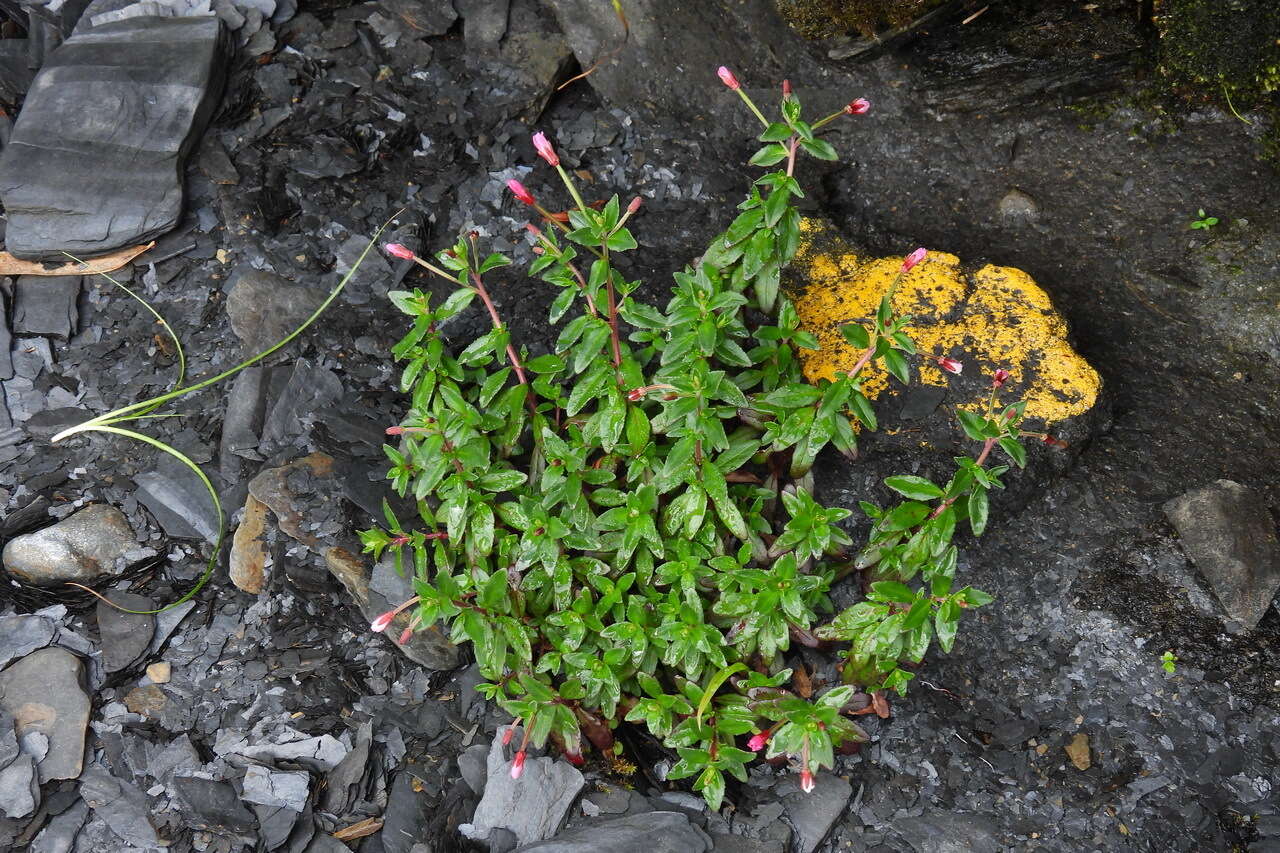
[1190,208,1219,230]
[362,69,1046,806]
[1161,650,1178,674]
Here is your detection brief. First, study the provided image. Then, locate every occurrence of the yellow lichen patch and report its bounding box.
[788,218,1099,425]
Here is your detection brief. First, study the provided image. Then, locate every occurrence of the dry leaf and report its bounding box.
[333,817,383,840]
[792,664,813,699]
[871,691,891,719]
[0,242,153,277]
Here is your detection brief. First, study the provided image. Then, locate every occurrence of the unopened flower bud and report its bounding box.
[782,79,792,99]
[844,98,871,115]
[800,768,815,793]
[385,243,415,260]
[501,726,516,746]
[397,626,414,644]
[626,388,644,402]
[992,368,1011,388]
[510,750,526,779]
[747,731,770,752]
[565,749,584,767]
[385,425,404,435]
[717,66,740,90]
[627,196,642,214]
[370,610,395,633]
[901,247,927,272]
[532,131,559,167]
[936,356,963,375]
[507,179,535,206]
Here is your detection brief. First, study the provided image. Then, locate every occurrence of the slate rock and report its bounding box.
[894,812,1002,853]
[173,776,257,832]
[79,763,159,848]
[0,613,56,669]
[255,804,301,851]
[0,16,229,259]
[460,727,584,846]
[0,710,16,768]
[29,798,89,853]
[97,591,155,672]
[242,764,311,812]
[518,811,713,852]
[711,835,785,853]
[382,762,432,853]
[777,772,851,853]
[226,268,324,356]
[1164,479,1280,629]
[0,647,90,782]
[458,743,489,796]
[12,276,80,339]
[2,503,136,586]
[0,752,39,818]
[135,456,220,543]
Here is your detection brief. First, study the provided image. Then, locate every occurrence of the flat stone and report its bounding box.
[457,743,489,795]
[226,268,324,356]
[0,648,89,781]
[519,811,713,852]
[229,493,271,594]
[79,763,159,848]
[1164,479,1280,629]
[0,752,39,818]
[134,456,220,543]
[123,684,167,716]
[0,710,16,768]
[894,812,1001,853]
[29,798,89,853]
[97,592,155,672]
[173,776,256,833]
[711,835,785,853]
[0,614,56,669]
[12,276,80,339]
[0,17,229,259]
[2,503,136,586]
[241,764,310,812]
[460,727,584,846]
[777,772,851,853]
[382,763,432,853]
[259,359,344,444]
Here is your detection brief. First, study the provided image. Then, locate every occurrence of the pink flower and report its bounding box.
[370,610,396,633]
[532,132,559,167]
[501,725,516,746]
[627,196,642,214]
[385,243,415,260]
[901,247,927,272]
[717,66,740,90]
[844,98,871,115]
[507,179,535,206]
[936,356,963,375]
[992,368,1011,388]
[397,626,414,644]
[626,388,644,402]
[564,749,584,767]
[800,768,815,793]
[747,731,770,752]
[510,750,526,780]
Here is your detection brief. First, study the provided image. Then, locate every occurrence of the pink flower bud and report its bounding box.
[992,368,1011,388]
[385,426,404,435]
[397,626,414,644]
[935,356,963,375]
[510,750,526,779]
[565,749,584,767]
[501,725,516,746]
[627,196,642,214]
[747,731,770,752]
[385,243,415,260]
[782,79,792,99]
[626,388,644,402]
[507,179,535,206]
[390,535,411,547]
[370,610,396,633]
[717,66,740,90]
[844,98,871,115]
[901,247,927,272]
[800,768,815,793]
[532,132,559,167]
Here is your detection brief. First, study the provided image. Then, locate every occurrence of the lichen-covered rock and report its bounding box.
[787,218,1106,507]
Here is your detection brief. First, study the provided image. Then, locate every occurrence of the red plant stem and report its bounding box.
[468,271,529,386]
[785,135,800,178]
[845,342,876,381]
[928,437,996,519]
[604,260,622,368]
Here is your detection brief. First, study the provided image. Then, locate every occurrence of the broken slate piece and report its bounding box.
[0,613,56,669]
[0,17,229,260]
[1165,479,1280,629]
[173,776,256,832]
[0,752,39,819]
[777,772,851,853]
[29,798,89,853]
[460,726,584,846]
[12,276,80,339]
[226,268,324,357]
[518,811,714,852]
[134,456,220,543]
[381,763,432,853]
[96,592,156,672]
[2,503,136,586]
[260,359,343,445]
[241,764,310,812]
[79,763,159,848]
[0,647,91,782]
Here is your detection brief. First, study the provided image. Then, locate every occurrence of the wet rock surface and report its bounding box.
[2,504,137,586]
[0,0,1274,850]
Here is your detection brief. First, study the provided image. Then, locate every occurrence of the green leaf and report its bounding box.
[749,144,789,167]
[800,138,838,160]
[760,122,792,143]
[840,323,870,349]
[884,475,944,500]
[956,410,988,442]
[998,436,1027,469]
[479,570,510,610]
[881,348,910,385]
[606,228,638,252]
[702,460,749,540]
[968,485,989,536]
[525,353,565,373]
[476,470,528,491]
[870,581,916,604]
[696,663,746,725]
[849,391,877,431]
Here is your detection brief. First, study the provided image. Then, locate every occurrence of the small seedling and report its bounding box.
[1190,209,1219,230]
[1161,650,1178,674]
